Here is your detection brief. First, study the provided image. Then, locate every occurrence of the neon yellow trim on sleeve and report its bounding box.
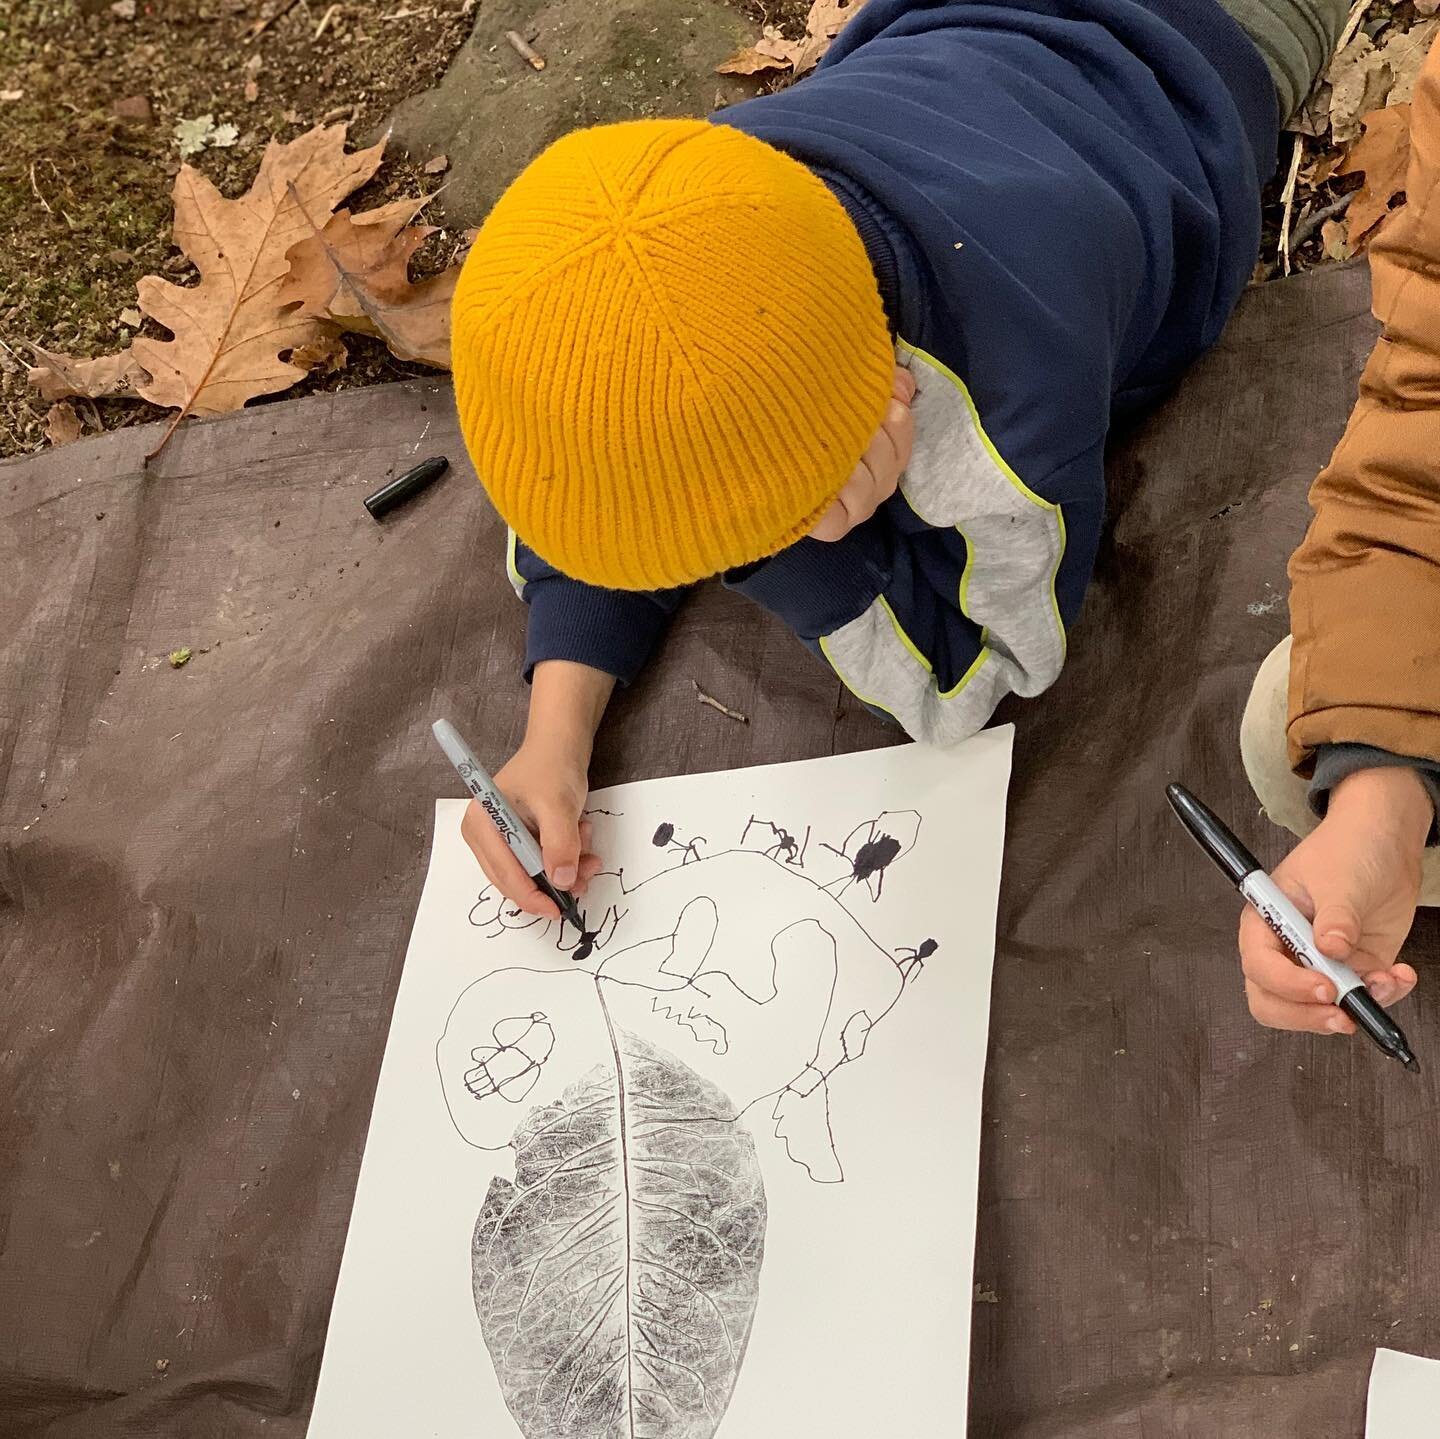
[937,645,992,700]
[505,528,524,595]
[818,632,903,724]
[875,595,932,674]
[896,338,1060,514]
[1049,507,1068,658]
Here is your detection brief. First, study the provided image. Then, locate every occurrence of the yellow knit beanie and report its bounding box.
[450,118,895,591]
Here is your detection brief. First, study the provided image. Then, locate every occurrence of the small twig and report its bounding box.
[1278,134,1304,276]
[244,0,300,40]
[1290,190,1356,251]
[28,161,52,214]
[505,29,546,70]
[313,2,339,37]
[693,679,748,724]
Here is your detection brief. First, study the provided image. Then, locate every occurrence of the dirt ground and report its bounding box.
[0,0,482,454]
[0,0,800,457]
[0,0,1422,458]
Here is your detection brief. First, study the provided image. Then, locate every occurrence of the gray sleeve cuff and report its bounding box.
[1308,743,1440,845]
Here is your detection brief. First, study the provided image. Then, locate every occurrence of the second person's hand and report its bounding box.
[1237,767,1431,1033]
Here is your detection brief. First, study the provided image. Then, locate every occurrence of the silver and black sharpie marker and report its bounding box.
[1166,783,1419,1073]
[432,718,585,931]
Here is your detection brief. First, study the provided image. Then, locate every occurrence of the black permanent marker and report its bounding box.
[1166,783,1419,1072]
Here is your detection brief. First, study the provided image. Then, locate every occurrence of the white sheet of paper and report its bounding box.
[1367,1348,1440,1435]
[310,731,1013,1438]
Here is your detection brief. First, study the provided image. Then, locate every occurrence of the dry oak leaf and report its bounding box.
[1327,34,1394,144]
[289,331,349,374]
[1382,18,1440,106]
[1338,103,1413,244]
[27,344,146,402]
[716,29,800,75]
[716,0,867,79]
[1321,216,1354,261]
[791,0,869,74]
[1324,20,1440,144]
[45,402,84,446]
[130,125,383,450]
[279,194,456,368]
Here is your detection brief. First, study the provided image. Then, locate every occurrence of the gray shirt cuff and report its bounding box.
[1308,743,1440,845]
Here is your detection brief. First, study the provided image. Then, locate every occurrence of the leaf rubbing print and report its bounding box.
[473,1029,766,1439]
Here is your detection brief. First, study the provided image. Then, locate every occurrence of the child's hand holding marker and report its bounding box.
[1235,768,1429,1036]
[455,661,614,922]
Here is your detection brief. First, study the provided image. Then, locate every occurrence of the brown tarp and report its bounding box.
[3,262,1436,1439]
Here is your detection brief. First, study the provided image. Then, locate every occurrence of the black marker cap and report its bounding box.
[364,455,449,521]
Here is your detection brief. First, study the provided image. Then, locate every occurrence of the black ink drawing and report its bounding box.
[437,808,926,1439]
[652,821,706,865]
[897,937,939,984]
[469,885,628,965]
[463,1013,555,1105]
[739,815,810,867]
[820,810,921,901]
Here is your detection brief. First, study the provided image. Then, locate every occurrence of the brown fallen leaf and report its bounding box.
[244,77,260,103]
[27,344,145,402]
[716,32,799,75]
[1327,35,1393,145]
[716,0,866,80]
[1419,0,1440,15]
[1338,103,1412,244]
[1382,18,1440,106]
[279,193,455,367]
[1321,216,1354,261]
[289,331,348,374]
[792,0,869,74]
[1323,20,1440,144]
[119,306,142,327]
[45,402,84,446]
[1302,149,1345,186]
[422,153,449,175]
[126,125,383,453]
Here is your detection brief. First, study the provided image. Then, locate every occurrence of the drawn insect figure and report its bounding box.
[555,900,625,964]
[741,815,811,867]
[468,886,626,965]
[652,820,706,865]
[896,937,938,983]
[467,891,546,940]
[821,809,922,902]
[462,1012,555,1105]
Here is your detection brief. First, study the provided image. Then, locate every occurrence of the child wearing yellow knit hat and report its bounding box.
[453,0,1347,915]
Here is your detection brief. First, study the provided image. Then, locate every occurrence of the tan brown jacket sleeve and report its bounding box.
[1287,40,1440,773]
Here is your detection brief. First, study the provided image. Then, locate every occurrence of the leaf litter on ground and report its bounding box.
[279,190,457,368]
[1338,103,1413,242]
[1269,10,1436,274]
[717,0,869,78]
[26,124,467,454]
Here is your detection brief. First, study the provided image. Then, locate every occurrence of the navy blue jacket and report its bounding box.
[509,0,1277,743]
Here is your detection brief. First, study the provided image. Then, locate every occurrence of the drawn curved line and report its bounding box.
[451,815,922,1181]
